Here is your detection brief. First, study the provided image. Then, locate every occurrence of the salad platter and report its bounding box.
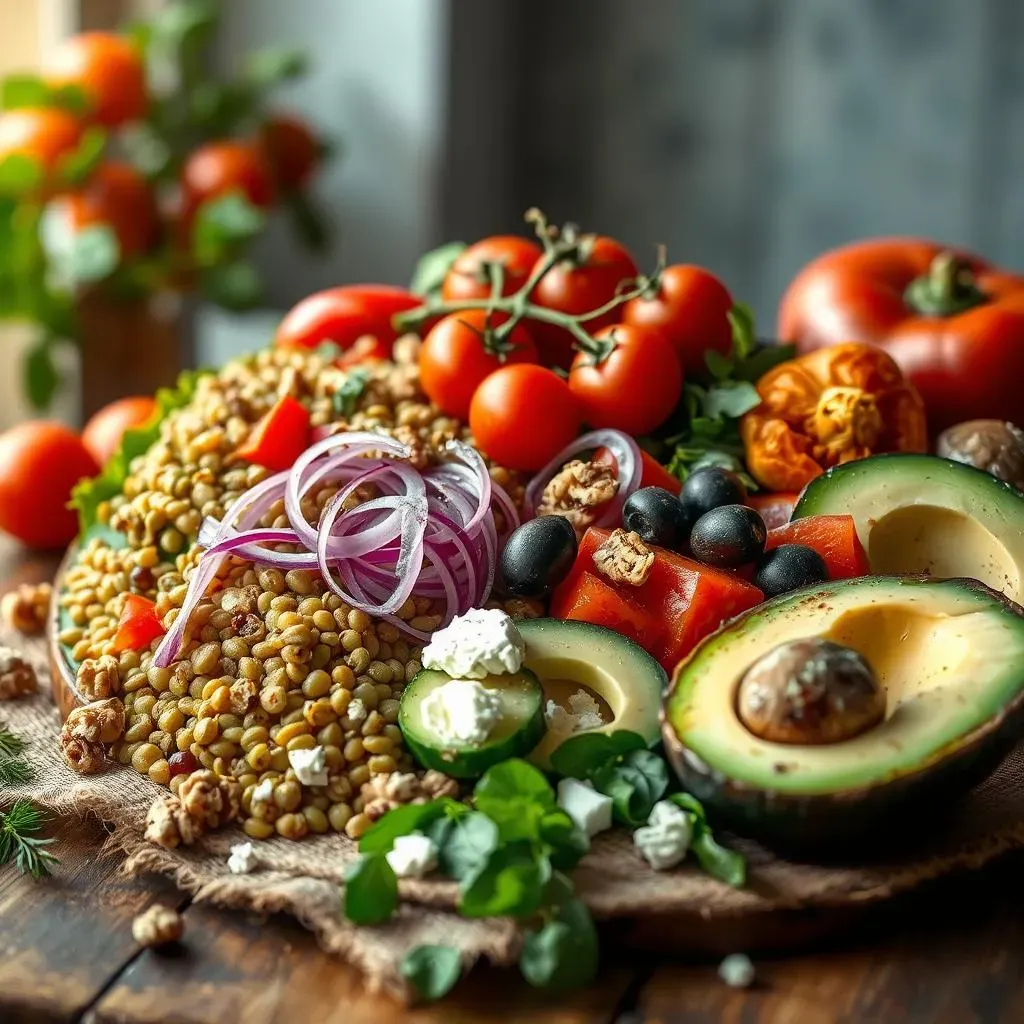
[31,214,1024,1000]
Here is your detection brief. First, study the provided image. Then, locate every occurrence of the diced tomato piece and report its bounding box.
[766,515,869,580]
[747,491,797,530]
[111,594,166,653]
[551,526,763,674]
[594,445,682,496]
[235,394,311,471]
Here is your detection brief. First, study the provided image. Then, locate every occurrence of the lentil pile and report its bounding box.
[56,340,526,842]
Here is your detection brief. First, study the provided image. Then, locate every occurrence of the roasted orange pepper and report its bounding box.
[740,342,927,492]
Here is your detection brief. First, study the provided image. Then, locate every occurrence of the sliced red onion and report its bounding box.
[524,429,642,526]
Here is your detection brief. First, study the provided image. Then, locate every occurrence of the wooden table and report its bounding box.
[3,542,1024,1024]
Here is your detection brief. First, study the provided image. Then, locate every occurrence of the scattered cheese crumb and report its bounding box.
[634,800,693,871]
[288,746,329,787]
[385,832,438,878]
[557,777,613,838]
[545,688,604,734]
[347,698,368,723]
[227,841,258,875]
[251,778,275,804]
[719,953,756,988]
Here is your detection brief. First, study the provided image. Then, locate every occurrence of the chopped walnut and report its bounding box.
[132,905,184,948]
[144,793,204,848]
[59,722,106,774]
[65,697,125,744]
[75,654,121,701]
[0,647,37,700]
[0,582,51,635]
[594,528,655,586]
[229,677,257,715]
[177,770,242,829]
[361,769,460,822]
[536,459,619,532]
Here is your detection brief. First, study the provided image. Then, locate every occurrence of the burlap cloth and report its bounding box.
[5,628,1024,1000]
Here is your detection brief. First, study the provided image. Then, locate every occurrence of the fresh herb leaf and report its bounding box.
[54,127,107,187]
[343,852,398,925]
[473,759,555,843]
[593,749,668,828]
[458,842,550,918]
[538,809,589,871]
[0,800,58,879]
[549,730,647,780]
[0,722,26,760]
[410,241,466,298]
[705,349,734,380]
[434,810,499,882]
[333,368,370,419]
[23,337,59,411]
[401,944,462,1002]
[358,799,455,855]
[70,369,212,534]
[668,793,746,887]
[0,756,32,786]
[703,380,761,421]
[726,302,756,360]
[192,191,265,266]
[519,875,599,991]
[732,340,797,382]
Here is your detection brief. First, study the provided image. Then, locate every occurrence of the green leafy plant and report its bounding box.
[0,0,334,410]
[401,945,463,1003]
[0,721,32,787]
[0,800,58,880]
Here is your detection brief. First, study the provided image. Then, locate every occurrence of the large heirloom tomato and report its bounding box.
[778,239,1024,433]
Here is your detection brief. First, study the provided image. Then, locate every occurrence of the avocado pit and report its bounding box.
[736,638,886,745]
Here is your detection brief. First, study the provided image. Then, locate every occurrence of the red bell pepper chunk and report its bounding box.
[594,445,682,496]
[766,515,869,580]
[111,594,166,653]
[235,394,311,471]
[550,526,763,675]
[746,491,798,530]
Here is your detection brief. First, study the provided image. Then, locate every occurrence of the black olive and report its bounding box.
[500,515,578,598]
[689,504,766,568]
[681,467,747,520]
[622,486,693,550]
[753,543,829,598]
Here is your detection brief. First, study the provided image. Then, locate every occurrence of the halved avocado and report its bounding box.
[519,618,666,770]
[794,453,1024,603]
[663,576,1024,848]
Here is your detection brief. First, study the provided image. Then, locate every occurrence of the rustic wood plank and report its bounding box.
[0,816,185,1024]
[88,902,637,1024]
[635,852,1024,1024]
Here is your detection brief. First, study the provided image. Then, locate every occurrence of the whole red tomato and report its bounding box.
[258,114,319,191]
[569,324,682,435]
[441,236,542,302]
[530,237,639,370]
[44,32,147,127]
[181,140,276,220]
[419,310,538,421]
[470,364,581,472]
[0,108,81,184]
[53,161,159,260]
[0,422,99,549]
[622,264,733,376]
[82,394,157,466]
[275,285,421,354]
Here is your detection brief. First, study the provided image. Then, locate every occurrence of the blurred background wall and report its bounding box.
[213,0,1024,344]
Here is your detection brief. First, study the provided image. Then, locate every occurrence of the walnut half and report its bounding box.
[132,905,184,948]
[537,459,619,532]
[593,528,655,587]
[75,655,121,702]
[65,697,125,745]
[0,648,37,700]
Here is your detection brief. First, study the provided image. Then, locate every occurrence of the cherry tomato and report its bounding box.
[530,237,639,370]
[441,235,543,302]
[336,335,391,369]
[569,323,682,435]
[44,32,147,127]
[419,310,538,421]
[52,161,158,260]
[0,108,81,182]
[622,264,734,376]
[180,140,276,221]
[82,395,157,467]
[258,114,319,191]
[470,364,581,472]
[275,285,421,354]
[0,421,99,549]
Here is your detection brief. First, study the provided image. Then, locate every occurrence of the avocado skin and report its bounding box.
[661,576,1024,854]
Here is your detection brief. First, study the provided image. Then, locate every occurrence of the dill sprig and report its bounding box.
[0,721,27,759]
[0,800,58,879]
[0,720,33,788]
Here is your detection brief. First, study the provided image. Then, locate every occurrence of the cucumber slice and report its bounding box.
[399,669,545,778]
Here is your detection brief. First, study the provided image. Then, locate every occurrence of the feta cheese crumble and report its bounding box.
[347,697,368,723]
[422,608,525,679]
[545,688,605,735]
[251,778,275,804]
[718,953,756,988]
[557,777,613,838]
[227,841,259,875]
[634,800,693,871]
[385,832,438,878]
[288,746,329,787]
[421,679,504,747]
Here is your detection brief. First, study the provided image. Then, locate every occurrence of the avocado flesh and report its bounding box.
[518,618,667,769]
[666,576,1024,797]
[794,454,1024,603]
